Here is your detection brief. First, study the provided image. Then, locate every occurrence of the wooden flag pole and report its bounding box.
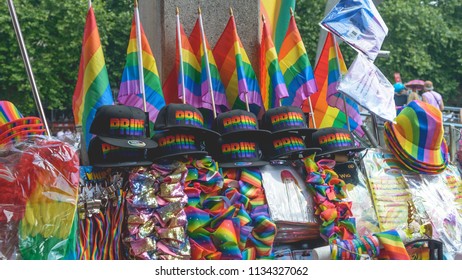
[134,0,147,112]
[332,34,351,132]
[176,7,186,104]
[7,0,51,137]
[198,7,217,118]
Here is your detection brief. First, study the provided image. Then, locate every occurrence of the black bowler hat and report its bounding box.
[212,109,271,138]
[90,105,158,149]
[154,103,219,138]
[148,130,207,162]
[88,137,153,168]
[212,135,268,168]
[261,106,316,136]
[310,127,365,158]
[263,133,321,160]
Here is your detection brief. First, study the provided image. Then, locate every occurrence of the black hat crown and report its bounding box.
[261,106,315,135]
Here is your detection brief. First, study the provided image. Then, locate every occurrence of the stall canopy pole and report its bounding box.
[7,0,51,136]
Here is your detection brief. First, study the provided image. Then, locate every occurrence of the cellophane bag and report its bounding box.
[0,136,79,260]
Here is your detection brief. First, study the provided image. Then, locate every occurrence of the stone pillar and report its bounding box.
[139,0,260,83]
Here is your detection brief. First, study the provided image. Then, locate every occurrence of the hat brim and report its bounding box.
[0,117,43,134]
[218,160,269,168]
[268,148,322,160]
[0,123,44,141]
[0,129,46,145]
[271,128,317,136]
[315,147,365,158]
[158,125,220,138]
[97,135,158,149]
[92,160,153,168]
[220,129,272,139]
[388,121,447,167]
[150,151,208,162]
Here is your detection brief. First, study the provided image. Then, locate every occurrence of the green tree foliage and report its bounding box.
[296,0,462,106]
[0,0,132,116]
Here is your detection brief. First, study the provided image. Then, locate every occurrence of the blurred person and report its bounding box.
[422,80,444,111]
[393,83,408,107]
[407,88,422,104]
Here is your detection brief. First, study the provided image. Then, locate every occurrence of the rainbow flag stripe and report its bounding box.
[189,18,229,113]
[260,19,289,110]
[279,14,317,107]
[213,15,263,117]
[0,101,23,125]
[374,230,410,260]
[72,7,114,150]
[117,16,165,124]
[260,0,296,53]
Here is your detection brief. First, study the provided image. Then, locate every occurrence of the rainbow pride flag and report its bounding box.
[260,18,288,110]
[213,13,263,117]
[72,6,114,150]
[279,12,317,107]
[260,0,296,53]
[117,12,165,124]
[162,19,202,108]
[303,33,363,135]
[189,17,229,114]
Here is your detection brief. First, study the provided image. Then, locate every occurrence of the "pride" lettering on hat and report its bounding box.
[110,118,144,137]
[222,115,257,132]
[222,142,256,159]
[158,134,196,150]
[273,136,305,152]
[271,112,304,129]
[175,110,203,127]
[318,133,352,148]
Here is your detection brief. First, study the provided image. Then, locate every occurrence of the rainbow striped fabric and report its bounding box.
[189,18,230,114]
[374,230,410,260]
[117,15,165,124]
[279,13,317,107]
[260,0,296,53]
[213,14,263,117]
[303,33,363,136]
[260,18,288,110]
[72,6,114,150]
[0,100,23,125]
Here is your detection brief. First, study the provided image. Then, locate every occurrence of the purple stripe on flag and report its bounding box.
[118,80,140,97]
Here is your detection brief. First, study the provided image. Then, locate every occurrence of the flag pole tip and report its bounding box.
[262,14,265,22]
[134,0,138,8]
[176,7,179,15]
[290,7,294,16]
[229,7,233,16]
[198,6,201,14]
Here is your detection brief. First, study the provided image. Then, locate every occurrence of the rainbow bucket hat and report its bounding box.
[383,100,448,173]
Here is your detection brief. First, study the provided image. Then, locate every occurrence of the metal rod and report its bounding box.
[244,92,250,112]
[198,7,217,118]
[7,0,51,136]
[134,0,147,112]
[332,34,351,131]
[371,113,381,146]
[307,96,316,128]
[176,7,186,104]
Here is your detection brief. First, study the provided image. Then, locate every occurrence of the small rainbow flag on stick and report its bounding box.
[189,9,230,116]
[279,9,317,108]
[117,1,165,124]
[72,5,114,150]
[260,15,289,110]
[213,8,263,117]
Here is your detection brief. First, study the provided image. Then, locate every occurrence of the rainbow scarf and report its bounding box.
[260,0,296,53]
[189,18,230,114]
[72,6,114,150]
[117,13,165,124]
[213,15,263,117]
[374,230,410,260]
[279,14,317,107]
[303,33,363,136]
[260,19,289,110]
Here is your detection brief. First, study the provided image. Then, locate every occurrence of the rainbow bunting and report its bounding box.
[163,17,202,108]
[117,12,165,124]
[279,12,317,107]
[260,0,296,53]
[72,6,114,150]
[213,13,263,117]
[260,18,289,110]
[189,17,230,114]
[303,33,363,136]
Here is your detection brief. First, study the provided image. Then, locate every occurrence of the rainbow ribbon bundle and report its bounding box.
[124,163,190,260]
[184,158,276,260]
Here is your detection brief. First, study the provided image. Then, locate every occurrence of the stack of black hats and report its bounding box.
[88,105,157,167]
[260,106,321,161]
[149,103,219,162]
[211,109,271,168]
